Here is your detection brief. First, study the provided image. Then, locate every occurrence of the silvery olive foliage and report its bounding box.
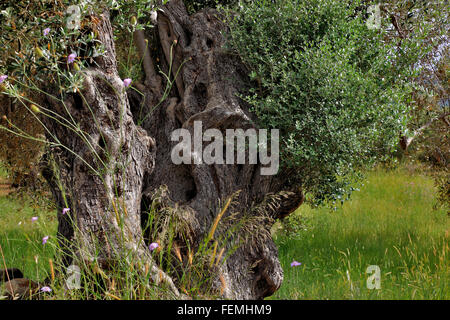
[228,0,433,204]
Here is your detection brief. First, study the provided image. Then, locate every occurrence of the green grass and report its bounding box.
[0,164,57,282]
[0,165,448,299]
[271,167,449,299]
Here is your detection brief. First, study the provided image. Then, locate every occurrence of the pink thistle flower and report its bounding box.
[42,236,49,245]
[122,78,132,87]
[67,53,77,64]
[43,28,50,36]
[62,208,70,215]
[0,75,7,84]
[149,242,159,251]
[290,261,301,267]
[31,216,38,222]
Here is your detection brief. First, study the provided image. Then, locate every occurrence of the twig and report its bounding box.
[133,29,162,94]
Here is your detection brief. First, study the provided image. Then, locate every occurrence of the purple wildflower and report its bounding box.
[31,216,38,222]
[149,242,159,251]
[290,261,301,267]
[40,286,52,293]
[43,28,50,36]
[122,78,132,88]
[0,75,7,84]
[67,53,77,64]
[42,236,49,245]
[62,208,70,215]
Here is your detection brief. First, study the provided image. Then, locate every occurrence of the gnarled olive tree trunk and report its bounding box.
[43,0,304,299]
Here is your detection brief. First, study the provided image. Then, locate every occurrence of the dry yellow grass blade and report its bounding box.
[209,241,218,268]
[92,263,108,280]
[174,242,182,263]
[109,279,116,292]
[49,259,55,282]
[207,197,232,242]
[215,247,225,267]
[105,292,121,300]
[111,198,121,225]
[219,273,227,296]
[144,263,150,277]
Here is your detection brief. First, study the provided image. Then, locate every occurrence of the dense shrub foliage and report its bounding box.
[228,0,431,203]
[0,0,442,205]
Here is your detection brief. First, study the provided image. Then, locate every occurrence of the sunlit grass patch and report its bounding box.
[1,165,448,300]
[0,194,57,282]
[272,167,449,300]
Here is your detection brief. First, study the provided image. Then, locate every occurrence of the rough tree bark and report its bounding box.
[42,0,304,299]
[41,10,180,296]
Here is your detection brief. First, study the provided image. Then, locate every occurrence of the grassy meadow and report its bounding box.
[0,166,57,283]
[271,167,449,299]
[0,164,448,299]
